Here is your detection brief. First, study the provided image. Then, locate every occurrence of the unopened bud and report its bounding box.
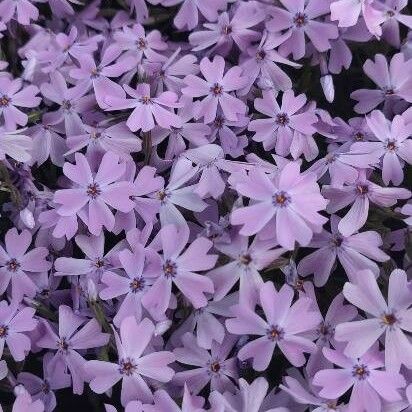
[20,208,35,229]
[320,75,335,103]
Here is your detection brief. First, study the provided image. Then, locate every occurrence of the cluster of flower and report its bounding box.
[0,0,411,411]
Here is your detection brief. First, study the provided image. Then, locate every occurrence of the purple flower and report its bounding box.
[163,0,226,30]
[0,299,37,361]
[335,268,412,372]
[208,233,285,305]
[0,228,51,300]
[37,305,110,394]
[351,110,412,186]
[298,215,389,285]
[17,353,71,412]
[182,55,247,124]
[0,76,40,129]
[226,281,321,370]
[189,2,264,54]
[249,90,317,155]
[53,152,135,235]
[231,162,328,250]
[350,53,412,114]
[85,316,175,406]
[142,224,216,316]
[106,83,182,132]
[266,0,339,60]
[313,344,406,411]
[323,170,411,236]
[174,332,238,394]
[0,0,39,25]
[99,244,158,326]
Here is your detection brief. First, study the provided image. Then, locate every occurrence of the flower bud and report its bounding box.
[320,75,335,103]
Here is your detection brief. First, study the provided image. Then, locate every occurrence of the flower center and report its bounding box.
[139,95,152,105]
[6,258,20,272]
[276,113,289,126]
[383,87,394,96]
[239,254,252,265]
[386,140,397,151]
[318,322,334,340]
[214,115,225,129]
[293,12,308,27]
[352,364,369,380]
[91,67,101,78]
[157,190,168,202]
[256,50,266,61]
[57,337,69,352]
[386,10,395,17]
[209,361,221,373]
[0,325,8,338]
[90,130,101,140]
[356,185,369,195]
[41,381,51,394]
[331,234,343,247]
[382,312,397,326]
[94,257,105,268]
[61,100,72,110]
[353,131,364,141]
[273,191,290,207]
[87,183,101,199]
[130,277,145,293]
[119,358,137,376]
[163,259,177,278]
[0,95,10,106]
[266,325,284,341]
[222,25,232,35]
[210,83,223,97]
[136,37,147,50]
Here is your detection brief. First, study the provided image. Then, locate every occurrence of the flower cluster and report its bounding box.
[0,0,411,411]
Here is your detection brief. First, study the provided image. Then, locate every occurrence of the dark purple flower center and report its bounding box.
[94,257,105,268]
[91,67,101,78]
[130,277,145,293]
[210,83,223,97]
[222,25,232,35]
[352,364,369,380]
[0,95,10,107]
[157,190,169,202]
[356,185,369,195]
[209,360,221,373]
[386,10,395,17]
[163,259,177,278]
[273,191,290,207]
[6,258,20,272]
[214,115,225,129]
[239,254,252,265]
[0,325,8,338]
[353,131,364,141]
[61,100,72,110]
[276,113,289,126]
[293,12,308,27]
[90,130,101,140]
[42,381,51,394]
[386,140,397,151]
[331,234,343,247]
[266,325,284,341]
[57,337,69,352]
[136,37,147,50]
[317,322,334,340]
[119,358,137,376]
[382,312,397,326]
[139,95,152,105]
[256,50,266,61]
[87,183,101,199]
[383,87,395,96]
